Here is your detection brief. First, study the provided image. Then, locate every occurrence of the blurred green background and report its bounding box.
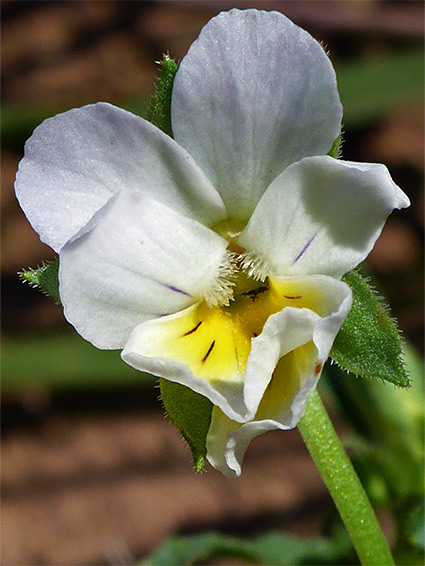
[1,1,424,565]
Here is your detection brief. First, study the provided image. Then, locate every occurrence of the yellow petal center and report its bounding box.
[142,276,322,388]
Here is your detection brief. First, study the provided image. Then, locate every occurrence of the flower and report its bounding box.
[15,9,409,477]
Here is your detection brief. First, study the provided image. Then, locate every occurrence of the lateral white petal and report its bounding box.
[15,102,225,252]
[172,9,342,221]
[239,156,410,278]
[59,191,229,349]
[207,275,352,477]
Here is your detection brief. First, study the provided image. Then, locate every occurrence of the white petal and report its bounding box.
[59,191,229,349]
[242,275,352,416]
[172,9,342,221]
[15,102,225,252]
[207,275,352,477]
[207,344,319,478]
[239,156,410,278]
[122,302,249,423]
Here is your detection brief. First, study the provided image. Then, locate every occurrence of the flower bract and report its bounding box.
[15,9,409,477]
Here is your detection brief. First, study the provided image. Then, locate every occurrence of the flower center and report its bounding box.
[201,217,272,308]
[135,275,309,390]
[127,220,317,391]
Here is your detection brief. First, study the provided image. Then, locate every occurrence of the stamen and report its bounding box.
[200,250,238,307]
[240,250,271,282]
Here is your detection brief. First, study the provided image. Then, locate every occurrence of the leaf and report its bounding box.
[159,379,213,472]
[146,54,178,137]
[330,270,409,387]
[19,259,60,304]
[141,529,352,566]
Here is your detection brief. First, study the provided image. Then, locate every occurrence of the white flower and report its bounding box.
[15,9,409,477]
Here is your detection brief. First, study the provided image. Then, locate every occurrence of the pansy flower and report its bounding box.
[15,9,409,477]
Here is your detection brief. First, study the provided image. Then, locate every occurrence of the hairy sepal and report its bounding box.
[330,270,409,387]
[328,132,343,158]
[147,54,178,138]
[19,259,60,304]
[159,378,213,472]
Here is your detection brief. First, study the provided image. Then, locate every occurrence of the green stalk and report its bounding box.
[298,389,395,566]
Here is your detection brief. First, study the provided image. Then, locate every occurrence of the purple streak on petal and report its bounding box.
[293,231,318,264]
[164,284,192,297]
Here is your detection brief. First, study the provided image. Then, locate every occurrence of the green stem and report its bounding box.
[298,389,395,566]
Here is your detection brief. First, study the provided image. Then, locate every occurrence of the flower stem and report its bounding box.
[297,389,395,566]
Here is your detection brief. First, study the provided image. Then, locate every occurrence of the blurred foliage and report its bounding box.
[338,47,424,127]
[141,528,353,566]
[1,332,154,391]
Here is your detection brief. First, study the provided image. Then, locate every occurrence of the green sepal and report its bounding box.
[330,270,409,388]
[19,259,61,304]
[328,132,343,158]
[147,54,178,138]
[159,378,213,472]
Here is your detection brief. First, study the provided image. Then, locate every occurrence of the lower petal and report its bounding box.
[122,275,352,427]
[122,301,250,421]
[204,276,352,477]
[207,342,322,478]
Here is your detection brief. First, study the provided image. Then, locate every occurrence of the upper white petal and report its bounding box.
[238,156,410,279]
[15,102,226,252]
[172,8,342,221]
[59,190,229,349]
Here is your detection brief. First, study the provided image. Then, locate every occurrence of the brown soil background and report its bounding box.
[1,1,424,565]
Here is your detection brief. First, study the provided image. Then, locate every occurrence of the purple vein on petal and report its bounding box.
[293,231,318,264]
[164,284,192,297]
[149,276,193,297]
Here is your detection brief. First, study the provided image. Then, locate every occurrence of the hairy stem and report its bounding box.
[298,389,395,566]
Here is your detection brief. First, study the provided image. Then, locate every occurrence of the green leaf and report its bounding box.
[146,54,178,137]
[19,259,60,304]
[330,270,409,387]
[159,379,213,472]
[142,529,352,566]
